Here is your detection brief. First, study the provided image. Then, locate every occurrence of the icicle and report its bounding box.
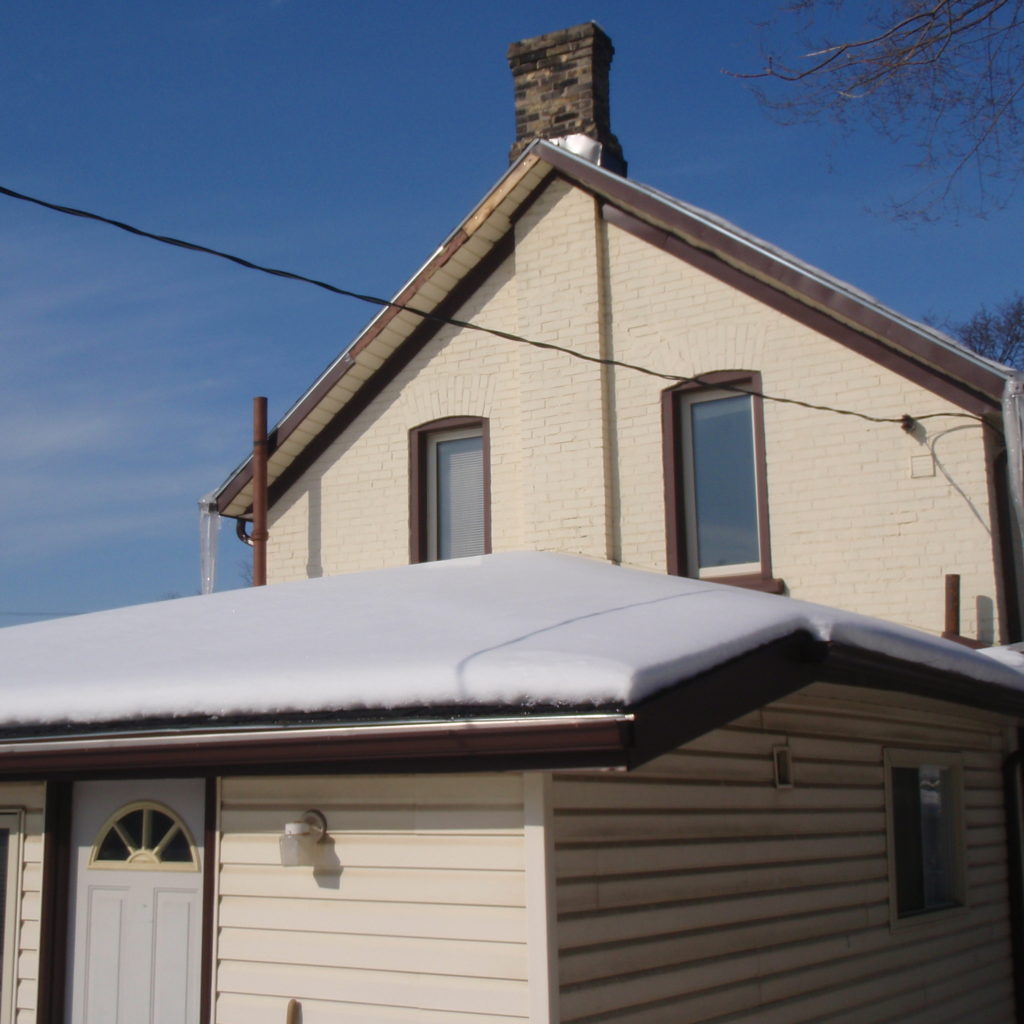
[198,493,220,595]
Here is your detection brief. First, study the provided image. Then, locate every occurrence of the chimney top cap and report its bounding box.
[506,22,612,62]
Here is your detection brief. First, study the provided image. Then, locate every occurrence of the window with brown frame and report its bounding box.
[410,417,491,563]
[663,372,782,592]
[885,749,966,925]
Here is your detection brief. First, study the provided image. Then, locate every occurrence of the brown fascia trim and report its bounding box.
[2,635,1019,781]
[409,416,492,563]
[628,631,826,766]
[199,778,216,1024]
[218,165,557,518]
[215,227,469,514]
[821,641,1024,716]
[601,202,1001,417]
[257,230,516,513]
[0,713,635,780]
[532,146,1005,413]
[37,780,72,1024]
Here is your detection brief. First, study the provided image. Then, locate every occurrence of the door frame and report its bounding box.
[37,778,217,1024]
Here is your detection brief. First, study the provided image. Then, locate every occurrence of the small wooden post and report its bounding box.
[252,396,269,587]
[285,999,300,1024]
[944,573,961,638]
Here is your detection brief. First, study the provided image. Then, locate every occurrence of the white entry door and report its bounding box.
[65,779,205,1024]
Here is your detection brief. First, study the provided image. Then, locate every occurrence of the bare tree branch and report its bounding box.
[942,293,1024,367]
[731,0,1024,217]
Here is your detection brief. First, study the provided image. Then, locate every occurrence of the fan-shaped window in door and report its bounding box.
[89,801,199,871]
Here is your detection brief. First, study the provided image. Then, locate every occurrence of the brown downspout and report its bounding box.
[1003,733,1024,1023]
[251,396,269,587]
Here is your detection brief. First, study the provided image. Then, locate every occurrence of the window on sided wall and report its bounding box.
[664,372,782,592]
[411,418,490,563]
[885,750,966,924]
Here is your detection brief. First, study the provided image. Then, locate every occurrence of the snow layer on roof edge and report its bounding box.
[0,552,1021,729]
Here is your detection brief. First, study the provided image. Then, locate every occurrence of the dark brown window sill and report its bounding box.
[708,574,786,595]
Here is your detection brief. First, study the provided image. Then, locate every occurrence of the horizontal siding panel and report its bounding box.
[553,778,882,812]
[219,927,527,980]
[561,917,1009,1023]
[758,706,1002,750]
[555,833,885,879]
[559,880,889,949]
[555,809,885,843]
[220,832,524,871]
[217,960,529,1017]
[18,920,39,952]
[778,684,1009,729]
[218,894,527,942]
[557,854,885,914]
[222,774,523,808]
[220,805,522,835]
[218,863,524,906]
[215,991,526,1024]
[561,903,877,986]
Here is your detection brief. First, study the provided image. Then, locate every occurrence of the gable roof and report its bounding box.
[214,142,1011,520]
[0,552,1020,778]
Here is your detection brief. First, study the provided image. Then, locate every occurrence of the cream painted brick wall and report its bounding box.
[265,176,1006,641]
[604,221,1002,640]
[268,254,524,580]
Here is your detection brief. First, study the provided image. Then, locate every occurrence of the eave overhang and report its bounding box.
[2,630,1020,781]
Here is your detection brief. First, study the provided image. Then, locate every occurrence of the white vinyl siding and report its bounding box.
[552,685,1014,1023]
[216,773,529,1022]
[0,785,45,1024]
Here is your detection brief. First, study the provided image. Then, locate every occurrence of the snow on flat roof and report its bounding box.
[1,552,1022,728]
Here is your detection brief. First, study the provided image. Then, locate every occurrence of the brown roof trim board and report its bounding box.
[37,781,71,1024]
[266,231,515,511]
[0,713,636,780]
[602,203,1000,418]
[537,145,1007,411]
[217,158,551,518]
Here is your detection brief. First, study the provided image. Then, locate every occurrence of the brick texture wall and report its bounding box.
[267,175,1004,641]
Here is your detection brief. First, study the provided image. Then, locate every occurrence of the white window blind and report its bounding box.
[429,430,484,560]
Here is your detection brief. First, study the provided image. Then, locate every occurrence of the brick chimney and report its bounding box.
[507,23,626,175]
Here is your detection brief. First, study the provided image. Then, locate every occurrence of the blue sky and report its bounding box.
[3,1,1021,624]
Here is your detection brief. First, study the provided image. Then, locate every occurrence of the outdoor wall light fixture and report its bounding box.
[279,809,328,867]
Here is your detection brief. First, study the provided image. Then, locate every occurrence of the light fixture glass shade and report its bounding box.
[278,812,326,867]
[279,831,305,867]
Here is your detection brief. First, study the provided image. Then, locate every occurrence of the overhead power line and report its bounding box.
[0,183,987,429]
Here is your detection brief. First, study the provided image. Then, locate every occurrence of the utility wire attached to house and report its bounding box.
[0,183,987,431]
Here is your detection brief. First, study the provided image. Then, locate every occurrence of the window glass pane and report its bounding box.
[436,435,484,559]
[688,395,759,570]
[161,828,193,863]
[119,809,144,849]
[96,826,130,861]
[920,765,958,909]
[892,762,959,917]
[892,766,925,915]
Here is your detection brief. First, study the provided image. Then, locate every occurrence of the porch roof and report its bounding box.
[0,553,1021,776]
